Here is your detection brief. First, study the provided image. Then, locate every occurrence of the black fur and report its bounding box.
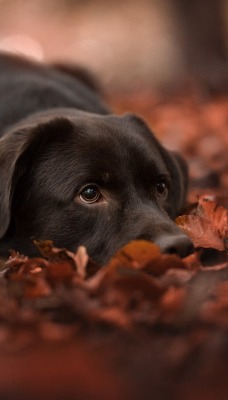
[0,53,193,264]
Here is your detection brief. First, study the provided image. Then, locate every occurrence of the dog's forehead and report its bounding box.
[73,112,151,139]
[29,112,171,202]
[70,113,161,156]
[67,113,168,179]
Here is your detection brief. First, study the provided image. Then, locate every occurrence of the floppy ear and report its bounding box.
[168,150,189,216]
[0,128,28,238]
[0,118,73,239]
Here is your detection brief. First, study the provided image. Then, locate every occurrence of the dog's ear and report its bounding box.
[0,117,73,239]
[168,150,189,216]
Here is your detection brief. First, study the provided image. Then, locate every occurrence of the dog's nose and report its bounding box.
[156,235,194,258]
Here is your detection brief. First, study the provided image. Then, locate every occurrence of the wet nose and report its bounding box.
[156,235,194,258]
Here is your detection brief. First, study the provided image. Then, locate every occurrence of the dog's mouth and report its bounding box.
[89,231,194,266]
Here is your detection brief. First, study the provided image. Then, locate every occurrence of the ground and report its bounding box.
[0,90,227,400]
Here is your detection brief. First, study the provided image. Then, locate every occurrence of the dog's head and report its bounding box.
[0,110,193,264]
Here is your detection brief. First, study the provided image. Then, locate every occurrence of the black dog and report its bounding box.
[0,53,193,264]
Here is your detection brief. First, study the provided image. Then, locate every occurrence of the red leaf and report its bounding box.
[107,240,161,270]
[176,196,228,251]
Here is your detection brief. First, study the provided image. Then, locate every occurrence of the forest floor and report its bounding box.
[0,90,227,400]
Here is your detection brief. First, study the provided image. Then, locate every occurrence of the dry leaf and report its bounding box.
[176,196,228,251]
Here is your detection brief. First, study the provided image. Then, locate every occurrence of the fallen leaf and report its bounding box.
[176,214,225,250]
[197,195,228,238]
[143,253,186,276]
[34,239,77,269]
[108,240,161,269]
[176,196,228,251]
[73,246,89,279]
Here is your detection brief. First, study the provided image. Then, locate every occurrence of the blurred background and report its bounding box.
[0,0,227,197]
[0,0,228,93]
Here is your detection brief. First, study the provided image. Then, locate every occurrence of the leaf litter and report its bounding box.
[0,93,227,400]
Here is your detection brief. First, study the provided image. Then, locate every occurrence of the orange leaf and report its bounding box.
[109,240,161,270]
[176,214,224,251]
[176,196,228,251]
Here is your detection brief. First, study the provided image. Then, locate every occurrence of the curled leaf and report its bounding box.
[176,196,228,251]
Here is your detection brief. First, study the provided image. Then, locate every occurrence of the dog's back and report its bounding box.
[0,53,108,136]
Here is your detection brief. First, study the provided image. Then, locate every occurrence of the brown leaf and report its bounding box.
[108,240,161,270]
[46,261,75,282]
[159,287,186,315]
[73,246,89,279]
[143,253,186,276]
[176,214,224,251]
[23,277,52,299]
[197,195,228,238]
[34,240,90,278]
[176,196,228,251]
[34,239,77,269]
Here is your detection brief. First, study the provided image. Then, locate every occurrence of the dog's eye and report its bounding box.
[79,185,101,204]
[156,179,168,197]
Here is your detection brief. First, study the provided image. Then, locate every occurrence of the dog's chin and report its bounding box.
[87,242,122,266]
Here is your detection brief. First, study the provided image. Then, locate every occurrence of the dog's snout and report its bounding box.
[135,231,194,258]
[156,235,194,258]
[136,233,153,242]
